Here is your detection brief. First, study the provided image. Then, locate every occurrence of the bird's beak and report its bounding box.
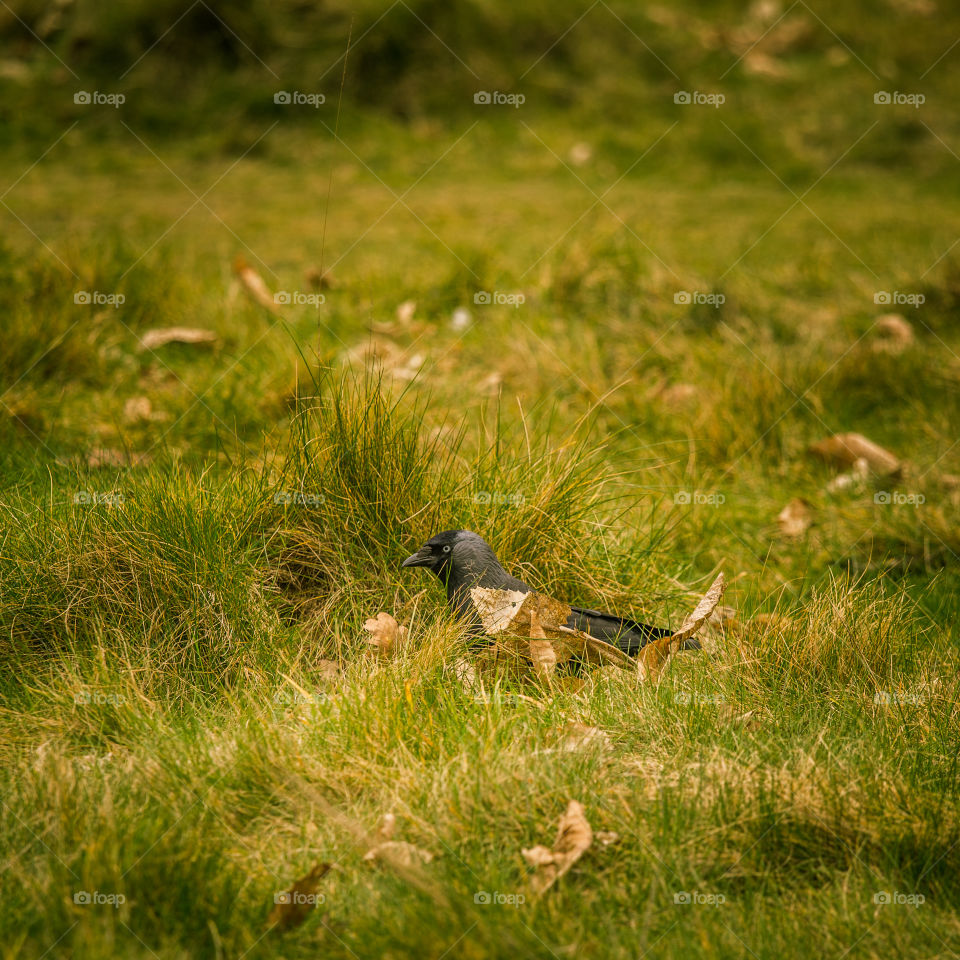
[401,545,433,569]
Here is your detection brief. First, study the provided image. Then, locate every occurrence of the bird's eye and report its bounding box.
[442,545,451,553]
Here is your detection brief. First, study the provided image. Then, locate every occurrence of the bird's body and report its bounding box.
[401,529,675,656]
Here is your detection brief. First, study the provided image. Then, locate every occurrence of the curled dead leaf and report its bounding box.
[522,800,593,894]
[559,723,611,752]
[809,432,901,477]
[234,255,279,313]
[637,573,726,681]
[363,612,408,657]
[777,498,813,537]
[871,313,914,354]
[363,841,435,868]
[140,327,218,351]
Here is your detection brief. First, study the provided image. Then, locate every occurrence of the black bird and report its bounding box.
[401,529,680,657]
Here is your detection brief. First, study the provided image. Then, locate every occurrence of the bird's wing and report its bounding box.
[566,605,673,656]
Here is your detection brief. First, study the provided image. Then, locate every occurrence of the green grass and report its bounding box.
[2,1,960,956]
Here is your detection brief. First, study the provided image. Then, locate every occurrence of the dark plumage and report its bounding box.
[401,529,679,657]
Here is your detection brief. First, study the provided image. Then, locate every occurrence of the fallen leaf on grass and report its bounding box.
[871,313,914,353]
[234,255,279,313]
[469,587,633,676]
[636,573,726,681]
[594,831,621,846]
[363,841,435,868]
[826,456,870,493]
[140,327,218,351]
[777,498,813,537]
[315,659,339,682]
[396,299,416,324]
[522,800,593,894]
[559,723,611,752]
[363,612,408,657]
[267,862,333,931]
[809,432,901,477]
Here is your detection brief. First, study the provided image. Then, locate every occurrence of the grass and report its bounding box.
[2,1,960,956]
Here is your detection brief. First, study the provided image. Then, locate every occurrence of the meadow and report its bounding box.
[1,1,959,957]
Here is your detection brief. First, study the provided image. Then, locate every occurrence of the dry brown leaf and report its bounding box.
[315,659,339,682]
[234,255,279,313]
[396,299,417,324]
[777,498,813,537]
[140,327,218,351]
[363,841,435,868]
[522,800,593,894]
[469,587,634,673]
[559,723,611,752]
[809,433,901,477]
[871,313,914,353]
[371,813,396,844]
[267,862,333,931]
[826,456,870,493]
[594,831,621,846]
[363,613,408,657]
[637,573,726,681]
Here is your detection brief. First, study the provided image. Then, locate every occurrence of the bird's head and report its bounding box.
[401,529,501,584]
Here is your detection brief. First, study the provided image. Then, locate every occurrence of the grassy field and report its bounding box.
[2,1,960,958]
